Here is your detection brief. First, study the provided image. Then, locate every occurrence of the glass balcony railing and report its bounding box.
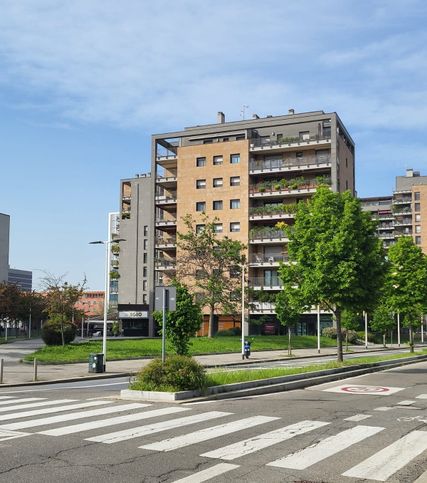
[250,254,288,264]
[250,155,331,172]
[250,135,331,150]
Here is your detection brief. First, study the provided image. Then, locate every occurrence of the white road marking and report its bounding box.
[267,425,384,470]
[414,468,427,483]
[201,420,329,461]
[0,398,45,407]
[397,400,416,406]
[140,415,278,452]
[344,414,372,422]
[40,406,187,436]
[374,406,393,411]
[323,384,404,396]
[0,429,30,442]
[343,430,427,481]
[0,397,13,400]
[0,403,147,430]
[0,399,76,413]
[172,463,239,483]
[86,411,231,444]
[0,400,110,422]
[416,394,427,400]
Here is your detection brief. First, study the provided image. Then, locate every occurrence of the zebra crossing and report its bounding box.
[0,395,425,481]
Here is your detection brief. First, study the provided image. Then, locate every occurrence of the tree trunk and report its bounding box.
[335,308,343,362]
[345,330,349,352]
[383,333,386,348]
[409,324,414,353]
[208,305,215,338]
[288,327,292,356]
[60,313,65,347]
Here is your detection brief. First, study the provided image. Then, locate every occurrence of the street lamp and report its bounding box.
[89,238,126,371]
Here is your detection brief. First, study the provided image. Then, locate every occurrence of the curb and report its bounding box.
[0,372,134,388]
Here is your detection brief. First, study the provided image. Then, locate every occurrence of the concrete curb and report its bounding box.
[0,372,133,388]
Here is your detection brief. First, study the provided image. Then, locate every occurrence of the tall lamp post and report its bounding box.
[89,238,126,371]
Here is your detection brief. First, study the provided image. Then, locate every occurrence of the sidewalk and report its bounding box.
[0,339,414,387]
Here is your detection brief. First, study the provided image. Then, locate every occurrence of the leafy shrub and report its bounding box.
[41,317,77,345]
[356,331,380,343]
[321,327,358,344]
[216,327,242,336]
[132,355,207,392]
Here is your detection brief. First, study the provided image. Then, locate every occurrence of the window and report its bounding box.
[296,151,304,159]
[230,222,240,232]
[229,266,240,278]
[345,180,349,190]
[213,200,223,210]
[299,131,310,141]
[196,179,206,189]
[230,199,240,209]
[222,137,229,142]
[415,192,421,201]
[416,225,421,234]
[143,253,147,263]
[142,294,147,304]
[213,223,223,233]
[416,214,421,222]
[230,154,240,164]
[236,134,245,140]
[143,266,147,277]
[144,225,148,236]
[230,176,240,186]
[196,157,206,167]
[345,158,348,168]
[143,239,147,250]
[416,236,422,245]
[143,280,147,291]
[203,139,213,144]
[415,203,421,212]
[213,155,223,165]
[196,201,206,212]
[213,178,223,188]
[196,224,205,233]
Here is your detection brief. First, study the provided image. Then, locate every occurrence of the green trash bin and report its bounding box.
[88,353,104,373]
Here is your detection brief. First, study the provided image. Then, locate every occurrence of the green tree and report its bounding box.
[371,300,395,347]
[384,237,427,352]
[275,285,302,356]
[42,274,86,346]
[341,309,360,351]
[278,187,386,362]
[176,214,245,337]
[153,281,202,355]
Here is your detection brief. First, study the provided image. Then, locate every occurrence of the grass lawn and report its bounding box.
[24,335,338,364]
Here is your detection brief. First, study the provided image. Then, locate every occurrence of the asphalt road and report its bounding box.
[0,360,427,482]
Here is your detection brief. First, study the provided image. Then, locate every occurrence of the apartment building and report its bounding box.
[8,268,32,291]
[0,213,10,284]
[149,110,355,335]
[360,169,427,254]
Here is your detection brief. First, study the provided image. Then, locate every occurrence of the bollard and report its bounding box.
[0,358,3,384]
[33,358,38,382]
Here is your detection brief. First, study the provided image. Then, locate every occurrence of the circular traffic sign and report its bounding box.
[341,385,390,394]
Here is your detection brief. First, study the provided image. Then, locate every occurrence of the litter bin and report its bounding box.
[88,353,104,373]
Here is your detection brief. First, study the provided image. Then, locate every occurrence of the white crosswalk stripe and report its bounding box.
[267,425,384,470]
[343,430,427,481]
[0,399,76,413]
[39,406,188,436]
[172,463,239,483]
[0,396,14,400]
[0,403,147,431]
[0,400,110,422]
[201,420,329,461]
[0,397,45,406]
[140,415,278,452]
[85,411,232,444]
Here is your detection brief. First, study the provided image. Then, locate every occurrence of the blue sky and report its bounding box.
[1,0,426,289]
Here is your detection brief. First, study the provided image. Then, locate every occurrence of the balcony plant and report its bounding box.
[109,271,120,280]
[121,211,130,220]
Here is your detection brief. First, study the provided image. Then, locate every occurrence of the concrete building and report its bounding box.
[8,268,32,291]
[75,291,105,318]
[0,213,10,284]
[107,212,120,309]
[144,109,355,335]
[360,169,427,254]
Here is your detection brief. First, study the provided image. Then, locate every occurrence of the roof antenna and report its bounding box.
[240,105,249,120]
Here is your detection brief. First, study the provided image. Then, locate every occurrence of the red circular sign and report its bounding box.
[341,386,390,393]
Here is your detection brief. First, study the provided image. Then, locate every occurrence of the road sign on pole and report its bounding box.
[155,286,177,363]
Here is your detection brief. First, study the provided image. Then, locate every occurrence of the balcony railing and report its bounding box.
[250,135,331,150]
[155,219,177,227]
[250,155,331,172]
[392,198,412,205]
[249,228,287,241]
[250,203,297,218]
[250,177,331,196]
[156,236,177,247]
[249,277,282,288]
[249,302,276,313]
[372,213,394,220]
[155,195,177,205]
[155,259,176,270]
[394,219,412,227]
[156,176,177,183]
[250,254,288,264]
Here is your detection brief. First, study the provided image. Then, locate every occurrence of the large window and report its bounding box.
[213,200,223,210]
[196,157,206,167]
[415,192,421,201]
[213,155,223,166]
[230,199,240,209]
[230,176,240,186]
[196,224,205,233]
[196,179,206,189]
[213,178,223,188]
[230,222,240,232]
[196,201,206,212]
[230,154,240,164]
[213,223,223,233]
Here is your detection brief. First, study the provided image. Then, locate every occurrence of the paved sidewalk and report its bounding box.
[0,338,415,386]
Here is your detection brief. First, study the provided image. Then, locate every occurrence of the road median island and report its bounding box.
[121,351,427,402]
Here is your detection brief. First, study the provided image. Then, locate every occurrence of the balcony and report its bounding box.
[250,302,276,314]
[250,177,330,199]
[249,228,288,244]
[249,155,331,175]
[156,155,177,170]
[249,204,296,221]
[249,254,289,267]
[156,176,177,189]
[155,236,177,249]
[155,219,177,228]
[249,277,282,290]
[372,213,394,221]
[155,259,176,271]
[394,218,412,227]
[155,195,177,206]
[378,233,395,240]
[249,135,331,153]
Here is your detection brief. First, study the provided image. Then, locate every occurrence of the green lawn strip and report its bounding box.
[205,350,427,387]
[23,335,338,364]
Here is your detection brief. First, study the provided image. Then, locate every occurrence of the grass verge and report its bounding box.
[23,335,338,364]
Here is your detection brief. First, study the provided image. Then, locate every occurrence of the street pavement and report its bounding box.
[0,361,426,482]
[0,338,420,386]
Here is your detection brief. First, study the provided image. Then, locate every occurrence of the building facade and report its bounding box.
[0,213,10,284]
[75,291,105,318]
[8,268,32,291]
[147,110,355,335]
